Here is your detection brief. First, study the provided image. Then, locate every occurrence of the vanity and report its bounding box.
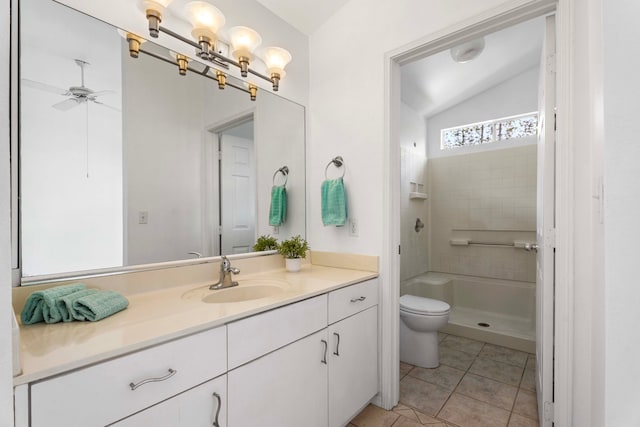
[13,252,379,427]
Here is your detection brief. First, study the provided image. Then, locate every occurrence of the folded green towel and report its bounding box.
[56,289,99,322]
[321,178,347,226]
[269,185,287,226]
[21,283,87,325]
[72,291,129,322]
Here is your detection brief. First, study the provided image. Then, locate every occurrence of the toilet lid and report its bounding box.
[400,294,450,315]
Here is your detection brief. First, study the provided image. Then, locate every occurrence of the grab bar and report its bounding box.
[449,239,537,250]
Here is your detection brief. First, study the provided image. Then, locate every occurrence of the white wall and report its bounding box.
[123,48,205,264]
[399,103,428,281]
[20,1,123,276]
[603,0,640,424]
[308,0,514,257]
[0,0,13,421]
[426,66,539,159]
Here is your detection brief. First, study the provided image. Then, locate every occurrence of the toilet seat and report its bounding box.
[400,294,450,315]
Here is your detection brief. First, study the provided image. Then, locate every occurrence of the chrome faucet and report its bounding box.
[209,256,240,290]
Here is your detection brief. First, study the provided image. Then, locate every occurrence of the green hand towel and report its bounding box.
[21,283,87,325]
[269,185,287,226]
[72,291,129,322]
[321,178,347,226]
[56,289,99,322]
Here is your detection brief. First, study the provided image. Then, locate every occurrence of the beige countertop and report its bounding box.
[14,260,378,386]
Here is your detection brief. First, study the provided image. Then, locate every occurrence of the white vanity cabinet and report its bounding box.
[327,279,379,427]
[226,278,379,427]
[112,374,227,427]
[29,326,227,427]
[228,329,329,427]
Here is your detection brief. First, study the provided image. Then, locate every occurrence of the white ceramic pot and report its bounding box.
[285,258,302,272]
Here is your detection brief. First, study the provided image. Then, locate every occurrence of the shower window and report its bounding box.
[441,112,538,150]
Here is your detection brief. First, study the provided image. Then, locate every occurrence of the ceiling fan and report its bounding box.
[22,59,119,111]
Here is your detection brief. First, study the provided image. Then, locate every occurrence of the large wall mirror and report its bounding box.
[19,0,306,279]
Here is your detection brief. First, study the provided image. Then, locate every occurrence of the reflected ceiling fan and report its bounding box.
[22,59,119,111]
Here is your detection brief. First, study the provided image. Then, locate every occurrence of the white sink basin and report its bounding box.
[182,279,289,304]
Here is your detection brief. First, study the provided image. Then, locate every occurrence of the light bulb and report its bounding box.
[229,26,262,77]
[263,47,291,91]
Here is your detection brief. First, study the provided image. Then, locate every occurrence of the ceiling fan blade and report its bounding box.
[22,79,70,96]
[53,98,81,111]
[89,90,116,97]
[91,99,121,112]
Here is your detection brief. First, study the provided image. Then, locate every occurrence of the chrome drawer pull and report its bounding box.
[212,392,222,427]
[129,368,177,391]
[333,332,340,356]
[321,339,328,364]
[350,296,366,303]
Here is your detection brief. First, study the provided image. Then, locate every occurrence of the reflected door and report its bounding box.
[220,134,256,254]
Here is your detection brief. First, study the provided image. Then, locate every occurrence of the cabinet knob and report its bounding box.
[333,332,341,356]
[321,339,328,364]
[350,296,366,303]
[129,368,177,391]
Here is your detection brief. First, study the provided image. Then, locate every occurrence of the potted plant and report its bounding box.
[253,235,278,252]
[277,235,309,272]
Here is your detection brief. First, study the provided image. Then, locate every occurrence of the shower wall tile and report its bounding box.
[429,145,536,282]
[400,147,429,281]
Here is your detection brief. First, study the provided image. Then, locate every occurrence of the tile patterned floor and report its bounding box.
[348,333,538,427]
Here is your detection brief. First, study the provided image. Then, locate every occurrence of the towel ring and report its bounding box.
[325,156,345,179]
[273,165,289,186]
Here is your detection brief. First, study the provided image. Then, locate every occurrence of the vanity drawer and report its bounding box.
[30,325,226,427]
[328,278,379,324]
[227,294,327,369]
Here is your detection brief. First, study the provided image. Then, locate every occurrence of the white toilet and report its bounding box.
[399,294,451,368]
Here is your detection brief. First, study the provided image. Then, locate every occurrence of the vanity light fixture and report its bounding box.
[170,51,190,75]
[248,84,258,101]
[137,0,292,97]
[214,70,227,89]
[118,30,147,58]
[263,47,291,91]
[229,26,262,77]
[184,1,225,60]
[141,0,174,38]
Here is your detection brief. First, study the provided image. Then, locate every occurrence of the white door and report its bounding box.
[328,306,378,427]
[227,329,329,427]
[536,14,556,427]
[220,134,255,254]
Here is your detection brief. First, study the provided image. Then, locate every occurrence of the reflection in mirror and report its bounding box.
[20,0,305,279]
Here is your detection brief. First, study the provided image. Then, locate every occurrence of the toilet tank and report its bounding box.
[400,272,453,304]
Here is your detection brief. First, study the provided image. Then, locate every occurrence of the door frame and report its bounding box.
[382,0,574,424]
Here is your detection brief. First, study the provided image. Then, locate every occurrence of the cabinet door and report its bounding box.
[329,306,379,427]
[112,375,227,427]
[228,329,328,427]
